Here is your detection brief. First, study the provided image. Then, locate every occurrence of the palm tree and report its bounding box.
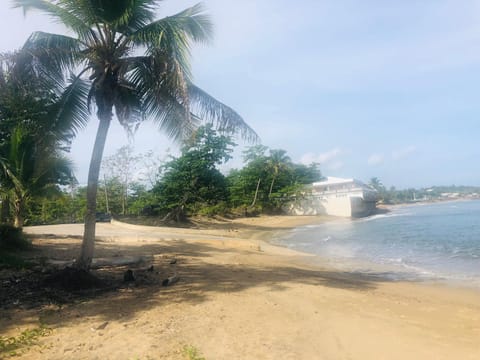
[0,51,86,228]
[267,149,291,199]
[0,126,74,228]
[368,177,383,192]
[13,0,258,269]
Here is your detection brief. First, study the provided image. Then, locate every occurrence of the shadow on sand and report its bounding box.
[1,234,387,332]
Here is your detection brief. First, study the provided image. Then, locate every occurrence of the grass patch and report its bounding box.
[183,345,206,360]
[0,325,52,357]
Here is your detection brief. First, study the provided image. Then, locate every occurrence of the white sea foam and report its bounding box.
[356,212,410,223]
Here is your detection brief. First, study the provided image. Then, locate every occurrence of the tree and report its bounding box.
[267,149,291,198]
[241,145,269,209]
[14,0,258,269]
[0,127,74,227]
[368,177,384,192]
[152,125,234,221]
[0,51,85,228]
[227,147,322,213]
[101,145,141,215]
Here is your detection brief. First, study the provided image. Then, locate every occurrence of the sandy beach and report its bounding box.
[1,215,479,359]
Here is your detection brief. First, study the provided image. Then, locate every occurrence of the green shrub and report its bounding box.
[0,224,30,250]
[183,345,206,360]
[196,202,229,217]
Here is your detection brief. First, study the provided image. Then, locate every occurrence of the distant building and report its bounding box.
[287,177,378,217]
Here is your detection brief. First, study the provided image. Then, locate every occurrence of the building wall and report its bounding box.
[287,195,352,217]
[287,194,377,218]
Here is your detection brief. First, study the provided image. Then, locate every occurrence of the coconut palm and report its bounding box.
[267,149,291,199]
[13,0,258,269]
[0,126,75,228]
[0,51,85,228]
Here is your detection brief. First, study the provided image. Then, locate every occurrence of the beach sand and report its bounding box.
[1,216,479,359]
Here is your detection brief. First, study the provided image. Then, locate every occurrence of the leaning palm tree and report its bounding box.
[13,0,258,269]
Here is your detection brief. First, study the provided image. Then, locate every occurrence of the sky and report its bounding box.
[1,0,480,188]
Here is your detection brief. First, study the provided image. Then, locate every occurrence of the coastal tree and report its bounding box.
[227,147,322,213]
[267,149,291,198]
[0,126,74,228]
[14,0,258,269]
[0,51,85,228]
[152,125,234,221]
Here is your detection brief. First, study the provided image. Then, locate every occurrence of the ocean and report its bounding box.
[274,200,480,287]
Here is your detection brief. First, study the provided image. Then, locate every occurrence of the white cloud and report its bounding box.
[318,148,342,163]
[392,145,417,160]
[300,148,343,165]
[368,153,385,166]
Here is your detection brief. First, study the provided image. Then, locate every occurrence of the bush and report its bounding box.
[0,224,30,250]
[196,202,229,217]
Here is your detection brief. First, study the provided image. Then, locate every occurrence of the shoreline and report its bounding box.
[5,215,480,359]
[227,214,480,291]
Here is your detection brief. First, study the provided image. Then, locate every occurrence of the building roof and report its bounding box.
[312,176,357,187]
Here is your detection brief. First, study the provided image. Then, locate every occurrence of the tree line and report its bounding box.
[368,177,480,204]
[18,125,322,225]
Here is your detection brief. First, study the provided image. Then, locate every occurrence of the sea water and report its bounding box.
[274,200,480,286]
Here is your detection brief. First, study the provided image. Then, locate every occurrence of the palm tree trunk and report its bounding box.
[1,195,10,223]
[13,197,24,228]
[268,176,276,199]
[250,178,261,208]
[77,116,111,269]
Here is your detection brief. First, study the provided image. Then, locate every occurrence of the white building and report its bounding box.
[288,177,378,217]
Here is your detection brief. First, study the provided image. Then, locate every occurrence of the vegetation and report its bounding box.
[152,125,234,221]
[227,146,322,214]
[0,325,51,357]
[0,51,83,228]
[14,0,258,269]
[22,128,322,223]
[183,345,206,360]
[369,177,480,204]
[0,224,29,250]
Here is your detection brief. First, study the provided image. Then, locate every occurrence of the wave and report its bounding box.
[355,212,412,223]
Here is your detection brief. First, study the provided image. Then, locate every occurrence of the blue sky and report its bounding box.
[1,0,480,188]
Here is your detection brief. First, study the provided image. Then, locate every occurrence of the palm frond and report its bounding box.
[131,2,213,83]
[143,87,197,141]
[119,0,159,32]
[188,84,259,143]
[127,53,196,141]
[132,3,212,45]
[22,32,83,85]
[31,155,75,191]
[48,73,90,139]
[113,81,145,137]
[12,0,94,41]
